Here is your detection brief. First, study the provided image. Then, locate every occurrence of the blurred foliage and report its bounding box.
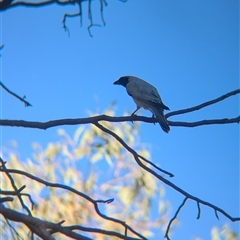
[211,224,238,240]
[1,105,170,239]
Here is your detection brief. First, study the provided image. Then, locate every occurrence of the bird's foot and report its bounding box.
[130,113,137,124]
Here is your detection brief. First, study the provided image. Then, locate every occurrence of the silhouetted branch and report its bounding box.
[1,89,239,239]
[0,197,14,203]
[0,204,94,240]
[1,89,239,129]
[0,158,32,216]
[165,197,188,240]
[93,122,240,239]
[0,0,124,36]
[0,81,32,107]
[0,158,146,240]
[165,89,240,118]
[1,116,239,130]
[0,185,26,195]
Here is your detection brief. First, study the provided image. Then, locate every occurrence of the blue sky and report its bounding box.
[1,0,239,239]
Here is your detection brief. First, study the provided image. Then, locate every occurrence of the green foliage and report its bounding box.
[1,106,169,239]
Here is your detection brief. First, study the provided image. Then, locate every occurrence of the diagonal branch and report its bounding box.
[165,89,240,118]
[0,81,32,107]
[93,122,240,224]
[0,160,32,216]
[165,197,188,240]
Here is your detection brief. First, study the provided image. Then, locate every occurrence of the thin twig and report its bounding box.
[165,89,240,118]
[165,197,188,240]
[0,81,32,107]
[0,159,32,216]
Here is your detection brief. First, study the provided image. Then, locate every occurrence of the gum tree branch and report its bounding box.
[165,89,240,118]
[1,88,239,239]
[0,204,92,240]
[165,197,188,240]
[0,81,32,107]
[0,0,124,36]
[1,204,142,240]
[0,158,146,240]
[0,116,239,130]
[93,122,240,239]
[1,88,239,129]
[1,159,32,216]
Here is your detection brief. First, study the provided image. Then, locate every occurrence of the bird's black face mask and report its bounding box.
[114,77,129,87]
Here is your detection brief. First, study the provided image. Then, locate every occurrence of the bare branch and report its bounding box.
[0,158,147,240]
[0,115,239,130]
[0,159,32,216]
[0,185,26,195]
[1,88,239,129]
[165,89,240,118]
[137,154,174,177]
[0,81,32,107]
[0,197,14,203]
[165,197,188,240]
[0,204,94,240]
[197,201,201,219]
[0,0,77,11]
[93,122,240,223]
[0,0,118,36]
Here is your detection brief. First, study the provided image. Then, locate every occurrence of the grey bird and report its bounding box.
[114,76,170,133]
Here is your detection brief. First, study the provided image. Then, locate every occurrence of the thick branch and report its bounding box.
[0,204,94,240]
[0,0,78,11]
[0,116,239,130]
[1,88,239,129]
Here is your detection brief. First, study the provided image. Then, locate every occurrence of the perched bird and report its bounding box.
[114,76,170,133]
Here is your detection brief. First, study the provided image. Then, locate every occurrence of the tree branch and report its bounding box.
[165,89,240,118]
[93,122,240,239]
[0,81,32,107]
[0,158,147,240]
[0,0,120,37]
[0,159,32,216]
[0,115,239,130]
[165,197,188,240]
[1,88,239,130]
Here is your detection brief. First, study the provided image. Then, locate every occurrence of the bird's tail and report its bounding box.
[153,108,170,133]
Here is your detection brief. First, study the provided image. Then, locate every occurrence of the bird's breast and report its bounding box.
[133,98,151,110]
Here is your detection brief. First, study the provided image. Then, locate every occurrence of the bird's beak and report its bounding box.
[113,80,119,85]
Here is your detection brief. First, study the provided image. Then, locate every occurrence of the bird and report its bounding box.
[113,76,170,133]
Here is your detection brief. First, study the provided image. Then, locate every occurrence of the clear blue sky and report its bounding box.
[1,0,239,239]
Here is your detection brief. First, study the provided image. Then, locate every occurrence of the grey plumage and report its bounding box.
[114,76,170,133]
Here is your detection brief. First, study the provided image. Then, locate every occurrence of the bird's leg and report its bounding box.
[131,107,140,116]
[130,107,140,124]
[152,114,156,125]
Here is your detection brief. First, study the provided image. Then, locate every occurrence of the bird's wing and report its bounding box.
[127,79,169,110]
